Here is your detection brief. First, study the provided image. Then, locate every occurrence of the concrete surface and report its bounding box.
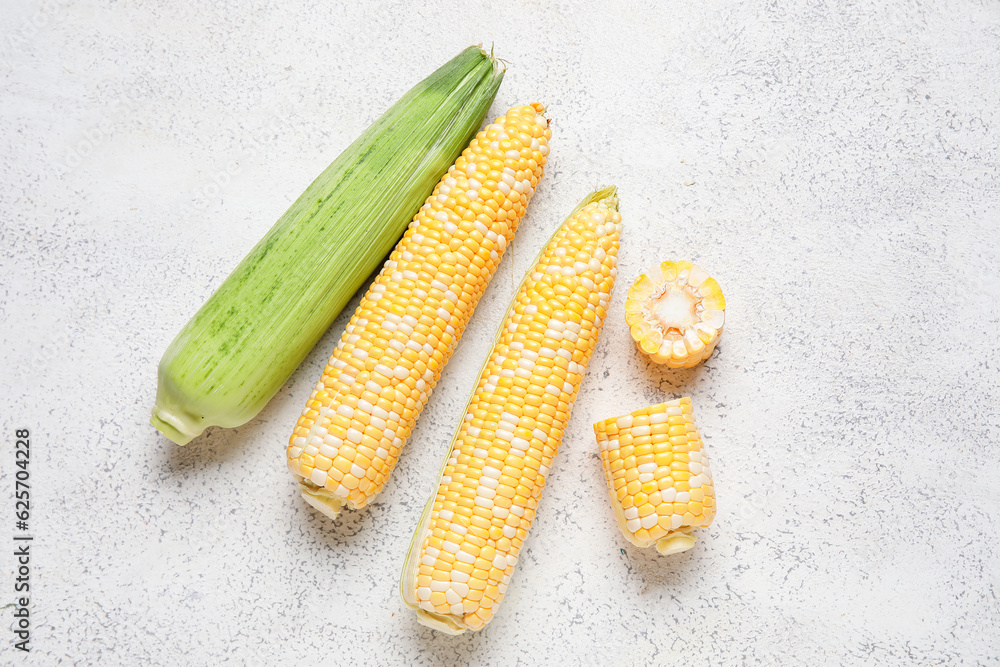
[2,0,999,664]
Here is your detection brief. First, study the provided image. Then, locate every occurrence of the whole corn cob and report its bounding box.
[625,261,725,368]
[151,47,503,445]
[287,104,552,517]
[594,398,716,554]
[401,187,621,634]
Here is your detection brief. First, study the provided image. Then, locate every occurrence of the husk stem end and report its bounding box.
[150,409,202,446]
[655,532,697,555]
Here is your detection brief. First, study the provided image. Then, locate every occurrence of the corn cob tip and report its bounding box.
[572,185,618,216]
[476,43,507,75]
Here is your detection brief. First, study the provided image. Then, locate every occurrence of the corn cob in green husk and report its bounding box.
[152,47,504,445]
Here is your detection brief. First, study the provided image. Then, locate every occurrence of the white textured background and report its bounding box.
[2,0,999,664]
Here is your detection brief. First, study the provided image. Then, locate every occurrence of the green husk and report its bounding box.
[152,46,504,445]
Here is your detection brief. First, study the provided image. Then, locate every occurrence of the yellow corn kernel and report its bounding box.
[288,105,551,519]
[594,397,716,555]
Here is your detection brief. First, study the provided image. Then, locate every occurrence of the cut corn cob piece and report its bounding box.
[624,260,725,368]
[594,398,715,554]
[152,47,504,445]
[288,104,552,518]
[401,186,621,634]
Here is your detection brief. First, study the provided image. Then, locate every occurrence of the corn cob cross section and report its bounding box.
[287,104,551,518]
[625,261,725,368]
[401,187,621,634]
[594,398,715,554]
